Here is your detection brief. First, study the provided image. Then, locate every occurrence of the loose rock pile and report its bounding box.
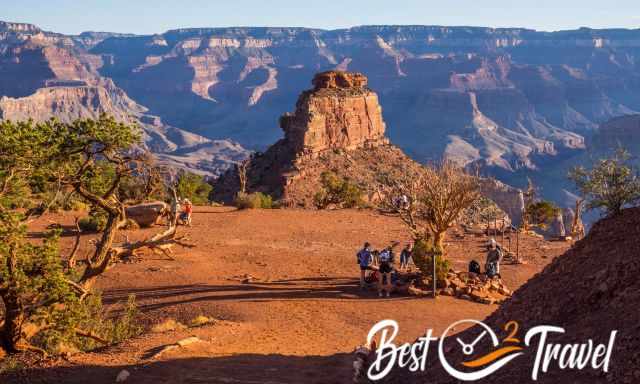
[406,270,512,305]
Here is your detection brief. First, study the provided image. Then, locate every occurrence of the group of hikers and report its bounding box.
[356,241,413,297]
[356,237,503,297]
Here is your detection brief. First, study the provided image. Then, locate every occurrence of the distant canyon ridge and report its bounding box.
[2,20,640,205]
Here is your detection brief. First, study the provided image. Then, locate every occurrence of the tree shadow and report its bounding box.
[2,353,355,384]
[102,277,423,312]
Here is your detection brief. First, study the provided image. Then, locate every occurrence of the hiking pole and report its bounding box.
[433,251,437,298]
[516,227,520,263]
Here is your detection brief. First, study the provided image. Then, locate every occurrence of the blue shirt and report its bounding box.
[357,249,372,267]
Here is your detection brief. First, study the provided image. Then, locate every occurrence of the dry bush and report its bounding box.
[379,161,480,249]
[190,315,215,327]
[151,319,186,333]
[235,192,273,209]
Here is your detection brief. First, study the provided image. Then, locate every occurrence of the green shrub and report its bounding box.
[176,172,213,205]
[234,192,273,209]
[412,238,450,281]
[525,200,560,228]
[78,212,107,232]
[41,294,142,352]
[64,199,89,212]
[314,171,364,209]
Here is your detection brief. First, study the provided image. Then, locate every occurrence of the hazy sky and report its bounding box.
[3,0,640,35]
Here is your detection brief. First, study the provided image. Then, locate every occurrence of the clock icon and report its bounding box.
[438,319,524,381]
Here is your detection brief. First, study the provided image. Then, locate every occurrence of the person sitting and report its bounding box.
[179,198,193,226]
[400,243,412,271]
[378,244,396,297]
[357,242,373,289]
[485,238,502,278]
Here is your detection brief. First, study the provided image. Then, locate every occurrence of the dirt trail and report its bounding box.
[20,207,569,383]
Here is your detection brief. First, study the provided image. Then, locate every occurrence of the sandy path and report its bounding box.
[21,207,569,383]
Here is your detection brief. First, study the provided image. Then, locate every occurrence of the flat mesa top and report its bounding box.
[312,71,368,91]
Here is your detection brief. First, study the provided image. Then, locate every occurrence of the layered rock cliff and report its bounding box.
[0,22,249,176]
[81,25,640,206]
[4,20,640,203]
[280,71,388,154]
[213,71,421,205]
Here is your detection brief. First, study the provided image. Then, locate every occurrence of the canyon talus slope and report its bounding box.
[3,21,640,197]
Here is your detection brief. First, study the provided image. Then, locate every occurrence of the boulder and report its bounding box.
[407,286,430,296]
[125,201,168,228]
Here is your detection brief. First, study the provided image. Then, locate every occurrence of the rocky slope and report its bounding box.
[214,71,526,218]
[385,206,640,383]
[212,71,419,206]
[0,21,249,176]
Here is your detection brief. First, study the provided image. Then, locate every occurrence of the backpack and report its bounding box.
[379,250,392,264]
[365,270,379,284]
[469,260,481,274]
[486,261,498,278]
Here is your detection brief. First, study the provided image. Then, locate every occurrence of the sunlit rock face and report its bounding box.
[280,71,388,155]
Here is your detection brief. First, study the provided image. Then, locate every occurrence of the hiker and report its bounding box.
[378,243,397,297]
[357,242,373,289]
[399,195,409,210]
[393,194,409,210]
[485,238,502,278]
[400,243,412,271]
[179,198,193,226]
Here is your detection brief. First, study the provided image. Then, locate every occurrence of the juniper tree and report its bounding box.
[569,148,640,216]
[0,115,188,354]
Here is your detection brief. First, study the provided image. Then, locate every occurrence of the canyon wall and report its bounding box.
[3,21,640,199]
[0,21,249,176]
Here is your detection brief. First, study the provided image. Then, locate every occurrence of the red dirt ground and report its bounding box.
[7,207,569,384]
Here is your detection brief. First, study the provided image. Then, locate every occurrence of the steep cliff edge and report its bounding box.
[279,71,388,154]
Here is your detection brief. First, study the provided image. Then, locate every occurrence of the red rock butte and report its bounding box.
[279,71,388,156]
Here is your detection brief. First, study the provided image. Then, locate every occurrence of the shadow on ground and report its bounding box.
[5,353,354,384]
[102,277,425,312]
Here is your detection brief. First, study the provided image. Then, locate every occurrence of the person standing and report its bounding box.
[400,243,412,271]
[180,198,193,226]
[485,238,502,278]
[378,245,395,297]
[357,242,373,289]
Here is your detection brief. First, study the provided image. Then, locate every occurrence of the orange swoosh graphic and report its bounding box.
[461,346,524,368]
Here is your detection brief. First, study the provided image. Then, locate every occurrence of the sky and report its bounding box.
[2,0,640,35]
